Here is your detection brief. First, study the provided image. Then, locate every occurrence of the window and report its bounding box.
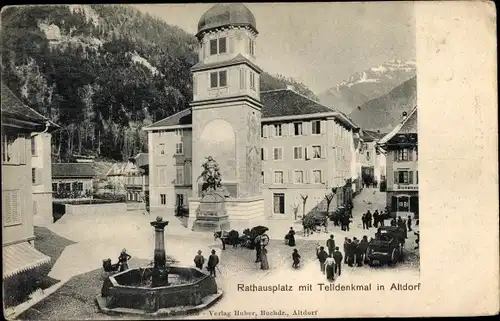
[273,148,283,160]
[158,166,167,186]
[294,170,304,184]
[210,70,227,88]
[160,194,166,205]
[176,167,184,185]
[249,38,255,55]
[240,69,246,90]
[63,183,71,191]
[366,151,370,160]
[312,120,321,134]
[176,194,185,207]
[273,193,285,214]
[250,72,255,90]
[175,129,183,136]
[261,148,264,160]
[3,190,21,226]
[312,145,322,159]
[274,171,284,184]
[293,147,303,160]
[52,183,58,192]
[293,122,303,135]
[158,144,166,156]
[394,170,414,184]
[175,143,183,155]
[396,148,412,162]
[261,126,264,138]
[210,37,227,55]
[274,124,282,137]
[261,171,265,184]
[32,168,36,184]
[2,134,17,164]
[313,170,322,184]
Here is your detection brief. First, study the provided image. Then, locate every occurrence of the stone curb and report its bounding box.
[4,277,71,320]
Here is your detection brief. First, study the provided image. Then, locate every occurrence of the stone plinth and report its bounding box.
[189,195,264,229]
[191,190,230,232]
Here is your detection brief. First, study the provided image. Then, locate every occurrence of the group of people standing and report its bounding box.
[361,209,388,229]
[193,249,220,277]
[316,235,344,281]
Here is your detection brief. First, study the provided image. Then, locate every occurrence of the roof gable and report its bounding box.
[378,106,417,145]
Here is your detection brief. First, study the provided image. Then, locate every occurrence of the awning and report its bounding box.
[3,242,51,279]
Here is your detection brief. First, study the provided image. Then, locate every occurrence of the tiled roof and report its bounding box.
[191,54,262,73]
[1,83,59,129]
[52,163,95,178]
[378,106,417,145]
[361,129,385,142]
[145,89,360,129]
[260,89,334,118]
[145,108,192,129]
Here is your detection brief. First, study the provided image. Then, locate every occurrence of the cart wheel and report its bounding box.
[262,234,270,246]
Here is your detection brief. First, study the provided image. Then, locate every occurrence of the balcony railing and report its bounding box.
[390,184,418,191]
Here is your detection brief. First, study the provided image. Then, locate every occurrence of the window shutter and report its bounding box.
[321,145,327,159]
[282,123,289,136]
[303,122,309,135]
[263,125,268,138]
[408,149,413,161]
[18,135,26,165]
[263,148,268,161]
[409,171,414,184]
[394,171,399,184]
[320,120,327,134]
[393,150,398,161]
[304,147,309,160]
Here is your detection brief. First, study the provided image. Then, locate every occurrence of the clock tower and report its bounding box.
[189,3,265,221]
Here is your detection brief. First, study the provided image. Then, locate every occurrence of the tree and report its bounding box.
[300,193,308,219]
[291,203,299,221]
[324,187,337,217]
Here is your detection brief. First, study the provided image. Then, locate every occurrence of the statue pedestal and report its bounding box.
[191,191,230,232]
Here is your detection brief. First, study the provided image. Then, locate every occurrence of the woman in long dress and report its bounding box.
[287,227,296,247]
[324,256,335,281]
[260,244,269,270]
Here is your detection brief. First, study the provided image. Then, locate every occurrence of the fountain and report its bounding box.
[95,216,223,316]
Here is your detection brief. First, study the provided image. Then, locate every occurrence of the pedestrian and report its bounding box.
[260,243,269,270]
[193,250,205,270]
[366,210,372,228]
[373,210,379,228]
[397,216,403,227]
[359,236,369,264]
[326,235,335,257]
[390,218,397,226]
[207,249,219,277]
[218,229,226,250]
[361,213,367,230]
[400,219,408,239]
[324,255,335,281]
[254,236,262,263]
[292,249,301,269]
[343,237,349,264]
[118,248,131,272]
[346,238,355,267]
[316,246,329,273]
[287,227,296,246]
[345,215,351,231]
[407,216,413,232]
[333,247,343,276]
[354,238,364,267]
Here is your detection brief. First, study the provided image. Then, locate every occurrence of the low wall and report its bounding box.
[65,202,127,216]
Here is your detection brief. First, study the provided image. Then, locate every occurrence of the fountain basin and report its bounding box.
[96,265,223,316]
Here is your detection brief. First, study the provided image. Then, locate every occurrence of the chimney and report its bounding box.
[402,111,408,117]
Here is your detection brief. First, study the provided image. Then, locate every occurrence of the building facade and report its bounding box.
[143,4,361,222]
[1,84,58,290]
[360,129,387,187]
[378,106,418,218]
[52,163,95,199]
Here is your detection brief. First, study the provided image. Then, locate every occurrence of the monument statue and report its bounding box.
[193,156,230,231]
[197,156,230,197]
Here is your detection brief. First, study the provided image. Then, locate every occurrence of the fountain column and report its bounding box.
[150,216,169,287]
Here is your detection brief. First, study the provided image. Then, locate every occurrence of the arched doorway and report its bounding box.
[397,195,410,212]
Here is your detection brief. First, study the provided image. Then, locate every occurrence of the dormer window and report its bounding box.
[210,37,227,55]
[210,70,227,88]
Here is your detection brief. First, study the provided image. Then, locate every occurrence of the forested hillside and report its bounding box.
[1,5,317,161]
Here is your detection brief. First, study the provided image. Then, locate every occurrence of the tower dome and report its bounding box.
[196,3,257,39]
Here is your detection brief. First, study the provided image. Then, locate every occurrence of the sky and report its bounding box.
[132,2,415,94]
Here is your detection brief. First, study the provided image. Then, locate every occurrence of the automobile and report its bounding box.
[366,226,406,266]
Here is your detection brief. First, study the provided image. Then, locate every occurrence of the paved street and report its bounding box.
[27,188,418,318]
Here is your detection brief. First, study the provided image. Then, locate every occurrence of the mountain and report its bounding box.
[348,76,417,132]
[0,4,318,162]
[318,59,416,114]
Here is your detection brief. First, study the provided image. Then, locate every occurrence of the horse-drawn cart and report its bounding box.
[214,225,270,249]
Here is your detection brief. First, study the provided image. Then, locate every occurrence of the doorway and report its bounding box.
[273,193,285,214]
[176,194,184,207]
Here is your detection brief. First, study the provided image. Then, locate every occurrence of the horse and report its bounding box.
[214,230,241,248]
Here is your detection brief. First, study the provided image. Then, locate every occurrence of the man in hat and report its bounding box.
[207,249,219,277]
[326,235,336,258]
[194,250,205,270]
